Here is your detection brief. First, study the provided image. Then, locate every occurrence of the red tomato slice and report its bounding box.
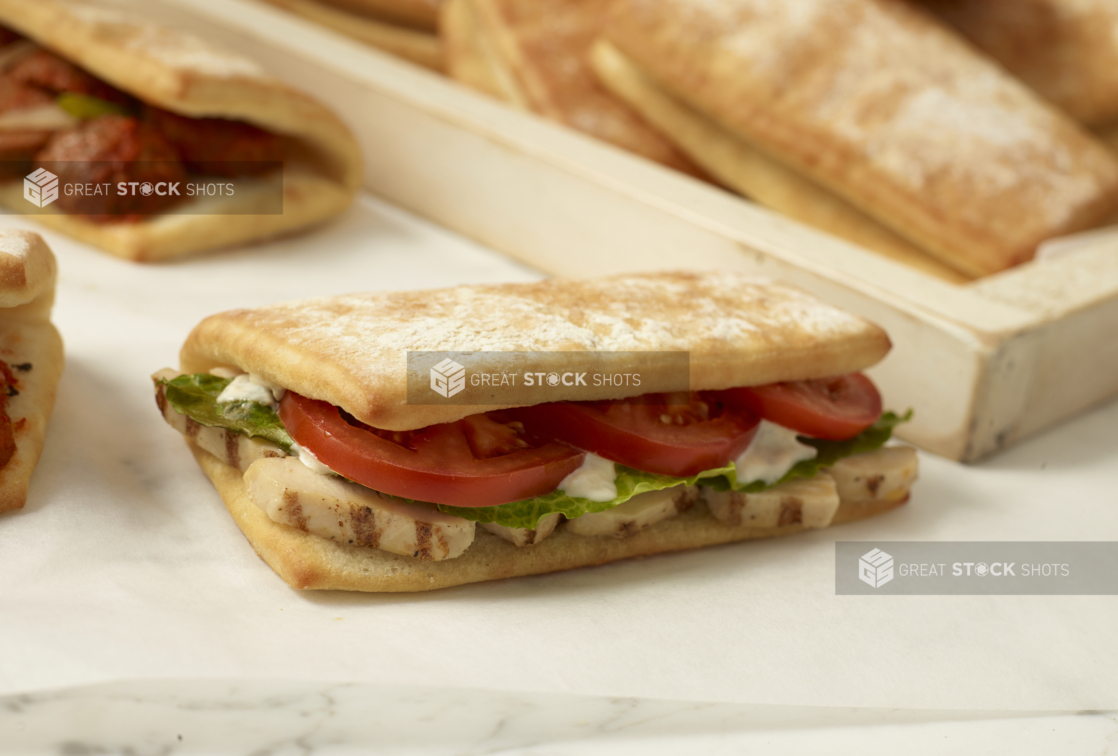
[278,392,584,507]
[730,373,882,441]
[509,391,760,477]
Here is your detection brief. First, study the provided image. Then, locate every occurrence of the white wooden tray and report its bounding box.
[148,0,1118,462]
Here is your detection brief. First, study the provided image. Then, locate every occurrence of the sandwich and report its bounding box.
[260,0,444,71]
[591,0,1118,279]
[0,0,362,262]
[0,229,63,514]
[440,0,703,176]
[152,271,917,592]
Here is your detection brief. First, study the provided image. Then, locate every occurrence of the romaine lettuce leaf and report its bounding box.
[158,373,294,452]
[438,411,911,529]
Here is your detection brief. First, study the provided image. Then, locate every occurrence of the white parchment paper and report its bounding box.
[1,196,1116,709]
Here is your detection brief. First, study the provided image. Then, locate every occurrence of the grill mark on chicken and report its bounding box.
[866,474,885,496]
[721,491,745,526]
[224,430,240,469]
[350,505,380,549]
[414,521,433,560]
[674,486,700,513]
[281,489,306,530]
[522,529,538,545]
[155,384,167,415]
[778,497,803,527]
[184,415,200,440]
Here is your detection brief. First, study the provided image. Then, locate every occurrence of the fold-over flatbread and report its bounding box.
[600,0,1118,278]
[590,41,971,285]
[316,0,441,30]
[179,270,891,431]
[192,443,906,592]
[0,229,62,513]
[441,0,704,176]
[0,0,363,262]
[261,0,443,71]
[919,0,1118,128]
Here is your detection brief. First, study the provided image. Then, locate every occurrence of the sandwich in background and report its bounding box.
[0,0,362,262]
[440,0,704,176]
[260,0,444,71]
[594,0,1118,278]
[0,230,62,514]
[918,0,1118,145]
[153,271,917,592]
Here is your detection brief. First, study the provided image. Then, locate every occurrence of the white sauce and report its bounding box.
[734,420,818,486]
[211,371,328,475]
[558,453,618,502]
[215,373,286,409]
[289,442,335,476]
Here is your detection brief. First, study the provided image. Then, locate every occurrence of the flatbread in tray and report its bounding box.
[0,229,62,514]
[598,0,1118,278]
[261,0,443,71]
[0,0,362,262]
[441,0,704,177]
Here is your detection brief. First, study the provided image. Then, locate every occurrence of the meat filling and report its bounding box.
[0,30,285,219]
[0,361,19,469]
[36,115,187,217]
[145,106,283,177]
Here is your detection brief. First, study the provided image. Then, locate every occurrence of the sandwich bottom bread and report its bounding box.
[0,229,63,513]
[153,271,917,592]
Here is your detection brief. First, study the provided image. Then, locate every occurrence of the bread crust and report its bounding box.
[192,443,906,592]
[602,0,1118,277]
[589,41,971,285]
[920,0,1118,126]
[179,271,892,431]
[0,230,63,514]
[313,0,442,31]
[0,0,362,261]
[444,0,703,176]
[261,0,443,71]
[441,0,531,103]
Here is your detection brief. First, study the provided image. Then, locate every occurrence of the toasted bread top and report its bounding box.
[180,271,891,430]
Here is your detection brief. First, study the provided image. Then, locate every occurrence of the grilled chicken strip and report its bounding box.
[153,369,286,473]
[703,474,840,529]
[245,456,475,561]
[566,485,698,538]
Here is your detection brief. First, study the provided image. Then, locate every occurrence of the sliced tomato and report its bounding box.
[509,391,760,477]
[278,392,584,507]
[729,373,882,441]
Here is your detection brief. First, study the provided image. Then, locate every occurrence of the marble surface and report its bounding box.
[1,680,1116,755]
[2,193,1118,750]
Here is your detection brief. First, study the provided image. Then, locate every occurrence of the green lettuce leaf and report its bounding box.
[438,411,911,529]
[161,371,909,531]
[159,373,294,452]
[56,92,130,120]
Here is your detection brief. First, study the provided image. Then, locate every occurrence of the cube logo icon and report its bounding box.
[430,358,466,398]
[24,168,59,208]
[859,548,894,588]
